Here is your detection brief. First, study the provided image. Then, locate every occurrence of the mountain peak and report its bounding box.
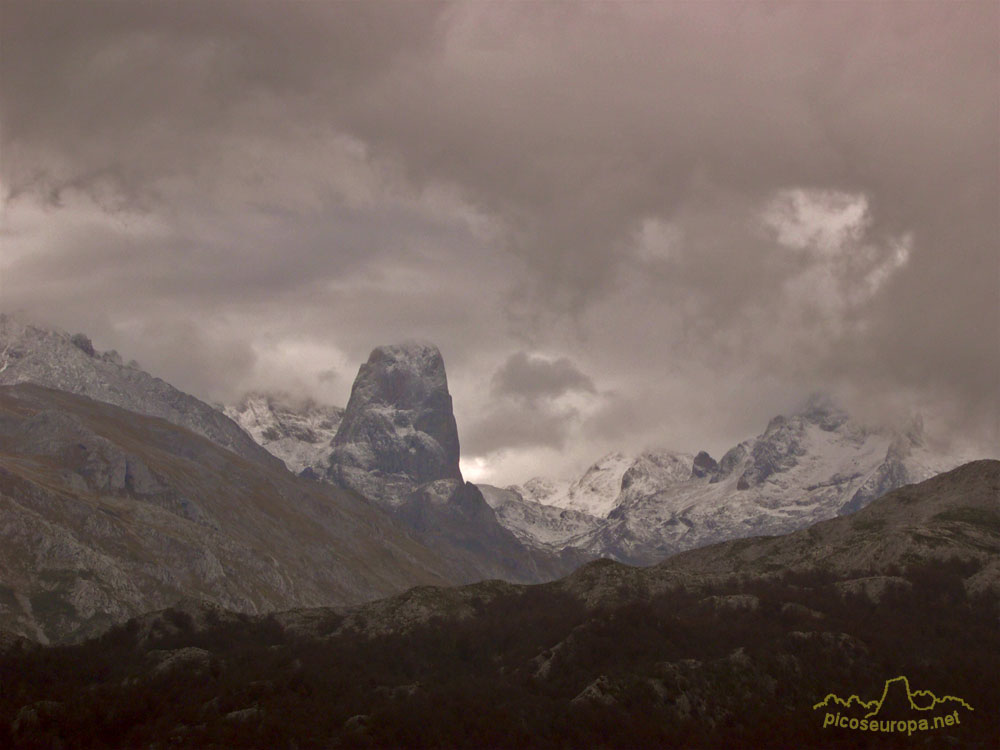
[370,340,443,361]
[328,341,462,503]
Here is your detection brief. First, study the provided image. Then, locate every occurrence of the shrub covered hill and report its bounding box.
[2,460,997,748]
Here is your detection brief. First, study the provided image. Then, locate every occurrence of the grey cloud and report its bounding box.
[1,1,447,207]
[491,352,596,404]
[461,402,579,457]
[1,2,996,481]
[460,352,596,457]
[118,318,259,404]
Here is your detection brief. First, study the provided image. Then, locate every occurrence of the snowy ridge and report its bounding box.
[500,397,976,565]
[508,449,693,520]
[224,392,343,475]
[0,314,280,468]
[479,485,601,549]
[509,452,633,518]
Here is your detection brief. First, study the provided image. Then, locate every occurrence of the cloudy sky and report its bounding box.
[2,1,997,484]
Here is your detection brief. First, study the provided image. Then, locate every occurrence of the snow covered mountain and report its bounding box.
[509,452,630,517]
[509,450,694,519]
[500,396,975,564]
[0,314,280,469]
[223,392,343,476]
[478,485,600,550]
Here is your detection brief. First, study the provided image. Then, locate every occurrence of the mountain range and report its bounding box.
[0,319,585,643]
[0,314,987,647]
[219,357,972,565]
[491,398,968,565]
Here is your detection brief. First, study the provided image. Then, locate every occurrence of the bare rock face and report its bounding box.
[327,342,462,505]
[711,442,749,484]
[736,415,809,490]
[323,343,582,584]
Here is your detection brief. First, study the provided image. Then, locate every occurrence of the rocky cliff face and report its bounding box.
[327,342,462,505]
[0,315,279,469]
[322,342,580,584]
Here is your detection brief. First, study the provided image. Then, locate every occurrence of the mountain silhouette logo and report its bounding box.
[814,676,973,735]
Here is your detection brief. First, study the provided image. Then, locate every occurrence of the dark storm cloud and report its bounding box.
[1,1,448,207]
[1,1,997,479]
[491,352,596,404]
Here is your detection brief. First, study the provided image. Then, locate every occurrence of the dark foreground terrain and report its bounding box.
[2,462,997,749]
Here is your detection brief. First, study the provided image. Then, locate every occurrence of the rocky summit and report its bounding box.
[322,342,580,585]
[327,342,462,505]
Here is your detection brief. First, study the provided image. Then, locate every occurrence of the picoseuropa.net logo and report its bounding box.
[813,676,974,736]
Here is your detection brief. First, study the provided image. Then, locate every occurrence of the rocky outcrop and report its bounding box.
[327,342,462,505]
[691,451,718,479]
[736,415,808,490]
[711,442,749,483]
[322,343,580,584]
